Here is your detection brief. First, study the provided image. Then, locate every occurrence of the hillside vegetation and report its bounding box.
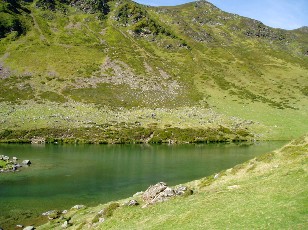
[0,0,307,142]
[35,135,308,229]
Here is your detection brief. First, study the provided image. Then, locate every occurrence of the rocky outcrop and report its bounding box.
[0,155,30,173]
[142,182,193,205]
[31,137,46,144]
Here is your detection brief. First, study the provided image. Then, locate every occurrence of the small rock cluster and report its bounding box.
[141,182,193,205]
[0,155,31,173]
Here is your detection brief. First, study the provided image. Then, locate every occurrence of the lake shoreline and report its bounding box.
[30,136,307,229]
[0,141,286,229]
[0,126,257,144]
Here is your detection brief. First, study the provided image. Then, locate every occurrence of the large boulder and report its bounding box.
[142,182,193,205]
[142,182,168,203]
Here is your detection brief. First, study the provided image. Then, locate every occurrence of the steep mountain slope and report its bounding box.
[0,0,307,142]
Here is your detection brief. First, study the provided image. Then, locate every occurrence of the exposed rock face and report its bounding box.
[31,137,46,144]
[142,182,168,203]
[142,182,193,205]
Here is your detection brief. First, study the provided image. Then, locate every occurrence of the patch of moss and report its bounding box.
[103,203,119,218]
[39,91,67,103]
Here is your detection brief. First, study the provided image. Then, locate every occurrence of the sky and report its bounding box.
[134,0,308,30]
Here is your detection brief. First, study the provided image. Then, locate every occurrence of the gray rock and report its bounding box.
[13,157,18,161]
[175,185,193,196]
[151,193,169,204]
[162,187,175,197]
[98,209,104,215]
[127,200,139,206]
[23,226,35,230]
[42,210,56,216]
[61,221,68,229]
[142,182,167,203]
[71,204,85,210]
[3,156,9,161]
[22,160,31,165]
[99,217,105,223]
[142,182,193,205]
[16,224,23,228]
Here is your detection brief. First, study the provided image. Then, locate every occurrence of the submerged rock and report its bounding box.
[3,156,9,161]
[22,160,31,166]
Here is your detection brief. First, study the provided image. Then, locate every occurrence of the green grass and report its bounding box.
[36,135,308,229]
[0,160,7,168]
[0,0,307,141]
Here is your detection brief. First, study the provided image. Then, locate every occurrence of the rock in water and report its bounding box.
[22,160,31,165]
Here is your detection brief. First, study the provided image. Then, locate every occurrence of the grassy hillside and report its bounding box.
[35,135,308,229]
[0,0,307,141]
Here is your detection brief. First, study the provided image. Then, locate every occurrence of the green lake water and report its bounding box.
[0,142,286,228]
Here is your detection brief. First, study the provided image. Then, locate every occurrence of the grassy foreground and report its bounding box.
[36,135,308,229]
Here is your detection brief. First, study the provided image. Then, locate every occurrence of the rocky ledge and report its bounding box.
[141,182,193,207]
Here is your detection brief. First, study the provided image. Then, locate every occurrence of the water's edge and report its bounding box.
[0,141,287,229]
